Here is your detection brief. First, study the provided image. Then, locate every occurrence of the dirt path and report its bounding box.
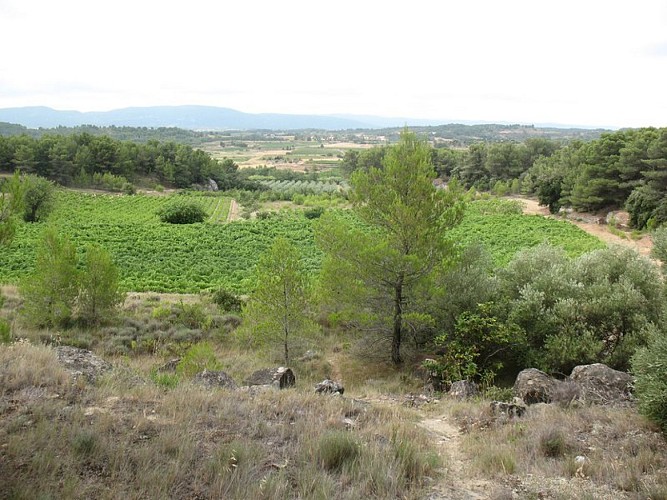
[511,197,653,258]
[357,394,493,499]
[419,415,494,499]
[226,199,240,222]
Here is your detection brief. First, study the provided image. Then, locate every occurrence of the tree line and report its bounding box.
[0,133,252,190]
[343,128,667,229]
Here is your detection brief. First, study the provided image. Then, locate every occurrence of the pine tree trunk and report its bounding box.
[391,275,404,365]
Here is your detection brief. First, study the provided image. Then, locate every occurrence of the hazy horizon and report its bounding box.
[1,0,666,129]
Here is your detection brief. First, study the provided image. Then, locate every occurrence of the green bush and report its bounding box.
[211,288,243,312]
[632,330,667,433]
[157,201,207,224]
[176,342,222,377]
[304,206,325,219]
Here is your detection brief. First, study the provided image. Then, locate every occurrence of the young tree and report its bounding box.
[0,172,25,246]
[78,244,125,325]
[21,174,56,222]
[243,236,316,365]
[21,228,80,328]
[317,131,466,364]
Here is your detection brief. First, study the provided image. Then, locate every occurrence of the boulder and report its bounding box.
[570,363,633,404]
[448,380,478,399]
[315,379,344,395]
[54,346,112,383]
[244,367,296,389]
[513,368,557,404]
[193,370,238,390]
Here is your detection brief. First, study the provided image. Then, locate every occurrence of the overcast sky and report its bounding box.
[1,0,666,128]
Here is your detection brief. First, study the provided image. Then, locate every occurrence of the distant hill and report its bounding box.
[0,105,446,131]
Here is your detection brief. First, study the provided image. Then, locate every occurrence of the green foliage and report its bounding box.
[176,342,222,377]
[525,127,667,227]
[0,318,11,344]
[431,303,524,385]
[632,328,667,433]
[318,131,466,364]
[20,228,80,328]
[497,244,664,372]
[466,198,524,216]
[0,192,314,294]
[150,370,180,389]
[21,174,56,222]
[304,206,325,219]
[0,172,25,245]
[157,200,207,224]
[651,226,667,269]
[20,229,124,328]
[450,212,604,267]
[77,244,125,326]
[211,288,243,312]
[242,237,317,364]
[0,132,252,190]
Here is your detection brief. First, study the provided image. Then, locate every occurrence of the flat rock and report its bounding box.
[54,346,112,383]
[193,370,238,390]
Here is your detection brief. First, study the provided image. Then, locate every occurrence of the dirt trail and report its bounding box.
[419,415,494,499]
[511,197,653,257]
[358,394,494,499]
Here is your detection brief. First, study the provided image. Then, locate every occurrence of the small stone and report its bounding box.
[315,379,344,395]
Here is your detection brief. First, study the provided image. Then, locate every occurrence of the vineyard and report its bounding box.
[0,193,603,293]
[0,191,317,293]
[451,213,604,266]
[50,191,231,225]
[258,179,348,196]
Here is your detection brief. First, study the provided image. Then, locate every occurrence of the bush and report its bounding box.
[304,206,325,219]
[632,330,667,433]
[157,201,207,224]
[176,342,222,377]
[211,288,243,312]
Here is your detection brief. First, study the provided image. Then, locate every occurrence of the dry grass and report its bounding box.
[446,399,667,499]
[0,341,440,499]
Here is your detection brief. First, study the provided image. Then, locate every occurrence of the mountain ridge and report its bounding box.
[0,105,451,131]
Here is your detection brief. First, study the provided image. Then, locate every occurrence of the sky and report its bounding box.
[0,0,666,129]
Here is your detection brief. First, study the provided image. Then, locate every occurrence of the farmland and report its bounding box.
[0,191,603,293]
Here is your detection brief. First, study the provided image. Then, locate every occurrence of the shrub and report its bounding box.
[632,330,667,433]
[211,288,243,312]
[176,342,222,377]
[304,206,325,219]
[157,201,207,224]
